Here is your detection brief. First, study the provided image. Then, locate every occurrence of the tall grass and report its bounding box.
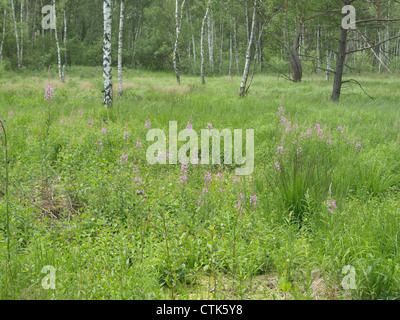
[0,67,400,299]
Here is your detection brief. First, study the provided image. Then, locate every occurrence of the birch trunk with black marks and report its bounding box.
[10,0,21,71]
[201,4,210,84]
[0,9,5,66]
[239,0,257,97]
[173,0,186,85]
[326,47,331,81]
[31,0,37,42]
[63,10,67,78]
[259,21,263,72]
[229,32,232,76]
[316,27,320,73]
[219,19,223,74]
[245,1,250,45]
[20,0,24,66]
[189,7,196,70]
[52,0,64,83]
[186,8,194,73]
[207,8,214,74]
[233,15,239,73]
[103,0,113,107]
[118,0,125,98]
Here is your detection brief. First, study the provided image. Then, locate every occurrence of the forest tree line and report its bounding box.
[1,0,400,101]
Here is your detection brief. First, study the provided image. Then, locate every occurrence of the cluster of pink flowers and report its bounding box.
[327,200,337,213]
[186,122,193,132]
[145,120,151,129]
[101,127,107,134]
[299,129,313,141]
[136,141,142,147]
[235,193,245,213]
[120,153,128,164]
[180,164,188,183]
[337,126,344,131]
[275,161,281,171]
[44,85,55,101]
[8,110,14,117]
[207,123,213,130]
[192,147,199,164]
[204,171,213,184]
[198,187,209,206]
[316,124,324,140]
[250,194,258,206]
[123,131,129,139]
[135,176,142,186]
[78,108,83,116]
[88,119,94,127]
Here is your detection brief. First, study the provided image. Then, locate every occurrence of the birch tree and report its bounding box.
[201,1,211,84]
[207,5,214,74]
[173,0,186,85]
[103,0,113,107]
[233,15,239,73]
[118,0,125,98]
[0,9,5,66]
[239,0,257,97]
[10,0,21,71]
[52,0,64,83]
[63,9,67,79]
[20,0,24,66]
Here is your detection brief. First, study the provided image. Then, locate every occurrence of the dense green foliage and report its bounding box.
[1,0,400,77]
[0,67,400,299]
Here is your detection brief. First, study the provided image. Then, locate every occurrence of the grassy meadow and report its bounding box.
[0,67,400,299]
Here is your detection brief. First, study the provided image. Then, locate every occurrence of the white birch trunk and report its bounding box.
[219,19,223,74]
[63,9,67,79]
[386,0,391,65]
[229,32,232,76]
[103,0,113,107]
[20,0,24,66]
[52,0,63,83]
[173,0,186,85]
[32,0,37,42]
[201,4,210,84]
[189,7,196,69]
[239,0,257,96]
[233,15,239,74]
[245,1,249,45]
[0,9,5,66]
[10,0,21,71]
[326,49,331,81]
[316,27,320,73]
[378,31,382,73]
[118,0,125,98]
[207,8,214,74]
